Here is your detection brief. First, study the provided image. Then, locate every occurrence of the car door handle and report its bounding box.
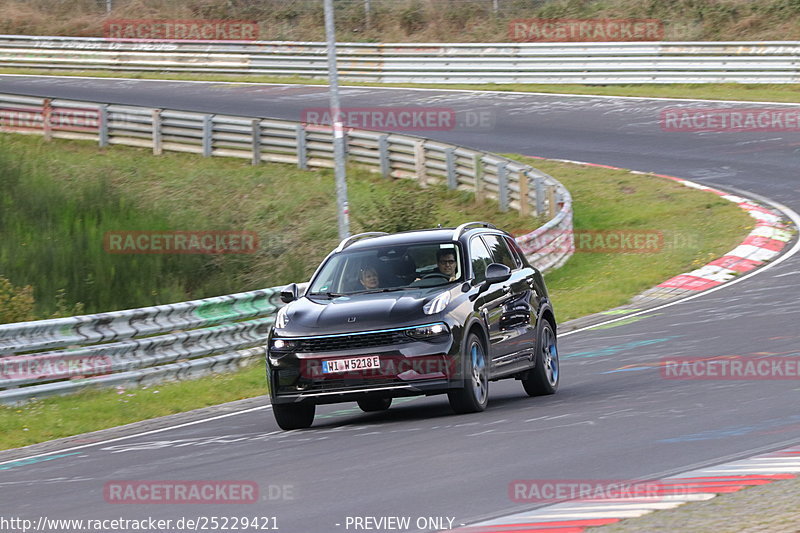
[502,286,512,293]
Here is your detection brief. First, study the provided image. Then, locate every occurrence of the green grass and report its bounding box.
[518,157,753,321]
[5,68,800,104]
[0,361,270,449]
[0,134,541,317]
[0,134,754,450]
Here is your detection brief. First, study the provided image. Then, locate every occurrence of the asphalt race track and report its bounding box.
[1,76,799,532]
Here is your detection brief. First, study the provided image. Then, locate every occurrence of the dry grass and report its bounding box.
[5,0,800,42]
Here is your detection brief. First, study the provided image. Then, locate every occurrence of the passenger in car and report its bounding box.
[358,266,380,290]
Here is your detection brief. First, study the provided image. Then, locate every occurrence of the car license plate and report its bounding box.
[322,356,380,374]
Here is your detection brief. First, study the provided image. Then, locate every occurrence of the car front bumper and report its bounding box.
[266,331,463,405]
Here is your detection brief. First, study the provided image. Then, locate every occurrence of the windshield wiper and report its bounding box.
[308,291,344,298]
[347,287,408,295]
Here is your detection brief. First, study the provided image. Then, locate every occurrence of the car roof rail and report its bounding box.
[334,232,389,252]
[453,221,497,240]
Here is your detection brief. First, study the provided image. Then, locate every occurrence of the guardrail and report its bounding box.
[2,35,800,83]
[0,90,573,404]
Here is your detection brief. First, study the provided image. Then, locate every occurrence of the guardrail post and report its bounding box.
[295,124,307,170]
[534,176,544,217]
[252,119,261,166]
[473,154,484,203]
[152,109,162,156]
[378,134,390,178]
[547,185,557,219]
[42,98,52,141]
[98,105,109,147]
[518,171,530,217]
[414,140,427,187]
[445,148,456,190]
[497,162,509,212]
[202,114,213,157]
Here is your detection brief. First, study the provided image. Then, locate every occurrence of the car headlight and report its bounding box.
[275,306,290,329]
[423,291,451,315]
[407,323,449,340]
[270,337,298,351]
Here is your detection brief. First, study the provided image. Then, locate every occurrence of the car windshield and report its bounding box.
[308,242,462,295]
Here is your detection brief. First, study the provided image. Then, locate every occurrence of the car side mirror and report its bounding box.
[469,263,512,301]
[484,263,512,285]
[280,283,299,304]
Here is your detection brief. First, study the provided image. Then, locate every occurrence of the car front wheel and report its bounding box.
[272,401,316,430]
[522,319,559,396]
[448,332,489,414]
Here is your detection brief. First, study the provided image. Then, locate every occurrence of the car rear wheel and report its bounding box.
[272,401,316,430]
[357,397,392,412]
[448,332,488,413]
[522,319,559,396]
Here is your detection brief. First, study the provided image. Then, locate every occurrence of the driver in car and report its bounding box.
[433,249,458,281]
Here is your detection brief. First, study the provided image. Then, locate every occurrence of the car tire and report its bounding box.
[522,319,559,396]
[448,332,489,414]
[272,401,316,430]
[357,397,392,412]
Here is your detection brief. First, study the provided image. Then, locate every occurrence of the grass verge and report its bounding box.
[516,156,753,320]
[5,68,800,103]
[593,474,800,533]
[0,134,538,316]
[0,137,753,450]
[6,0,800,42]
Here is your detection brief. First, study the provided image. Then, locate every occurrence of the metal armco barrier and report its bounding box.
[0,288,281,403]
[0,90,573,403]
[1,35,800,83]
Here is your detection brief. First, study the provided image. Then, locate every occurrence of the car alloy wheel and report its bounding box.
[522,320,559,396]
[448,332,488,413]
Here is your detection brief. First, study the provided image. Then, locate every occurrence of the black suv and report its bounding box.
[266,222,558,430]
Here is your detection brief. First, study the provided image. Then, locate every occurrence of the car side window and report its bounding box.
[469,236,494,283]
[503,236,524,268]
[482,234,517,270]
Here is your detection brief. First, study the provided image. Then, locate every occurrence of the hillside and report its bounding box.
[3,0,800,43]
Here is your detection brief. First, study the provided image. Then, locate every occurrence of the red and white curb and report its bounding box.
[456,444,800,533]
[644,174,792,296]
[525,156,794,301]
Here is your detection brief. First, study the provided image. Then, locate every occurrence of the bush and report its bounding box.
[0,276,35,324]
[354,182,438,233]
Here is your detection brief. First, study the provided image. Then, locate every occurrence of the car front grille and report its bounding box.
[293,330,415,352]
